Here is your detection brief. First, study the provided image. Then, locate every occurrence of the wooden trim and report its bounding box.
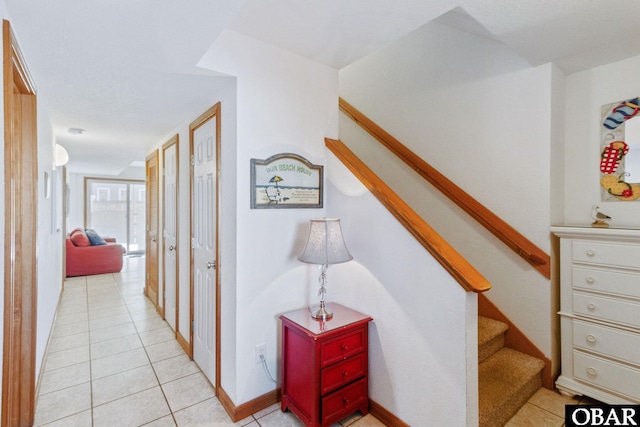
[2,19,38,427]
[369,399,410,427]
[339,97,551,279]
[218,386,281,422]
[214,104,222,393]
[146,150,160,309]
[218,388,404,426]
[62,166,68,281]
[326,138,490,293]
[6,22,36,93]
[83,176,87,227]
[156,302,165,318]
[176,330,190,355]
[189,102,222,393]
[478,294,557,389]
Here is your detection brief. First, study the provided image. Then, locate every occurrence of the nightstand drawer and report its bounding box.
[321,352,366,395]
[573,241,640,268]
[321,378,367,425]
[574,351,640,401]
[573,292,640,328]
[321,328,366,367]
[572,266,640,298]
[572,320,640,365]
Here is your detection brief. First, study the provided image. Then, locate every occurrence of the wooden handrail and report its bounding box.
[339,98,551,279]
[326,138,491,293]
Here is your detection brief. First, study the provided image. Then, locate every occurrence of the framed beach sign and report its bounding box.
[250,153,323,209]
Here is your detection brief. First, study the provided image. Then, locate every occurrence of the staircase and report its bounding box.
[478,316,545,427]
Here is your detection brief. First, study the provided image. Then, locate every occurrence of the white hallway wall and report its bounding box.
[564,53,640,228]
[326,153,478,426]
[199,29,337,405]
[0,3,8,413]
[145,76,238,363]
[0,11,66,404]
[0,6,65,415]
[36,96,65,383]
[338,20,557,363]
[200,28,479,426]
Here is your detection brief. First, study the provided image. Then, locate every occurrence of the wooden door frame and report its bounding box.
[146,150,160,313]
[162,135,179,328]
[62,167,68,282]
[189,102,221,394]
[2,19,39,427]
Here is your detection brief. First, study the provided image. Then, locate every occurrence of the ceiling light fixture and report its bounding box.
[68,127,85,135]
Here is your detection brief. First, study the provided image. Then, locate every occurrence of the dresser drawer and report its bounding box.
[321,352,366,395]
[573,320,640,365]
[321,378,367,425]
[573,240,640,268]
[573,266,640,298]
[573,292,640,328]
[574,351,640,401]
[321,328,366,367]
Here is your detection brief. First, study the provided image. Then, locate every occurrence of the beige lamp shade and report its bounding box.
[298,218,352,266]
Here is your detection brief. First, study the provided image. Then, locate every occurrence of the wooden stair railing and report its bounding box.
[326,138,490,293]
[339,97,551,280]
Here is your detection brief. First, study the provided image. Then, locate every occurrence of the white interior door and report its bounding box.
[192,114,217,384]
[163,139,178,331]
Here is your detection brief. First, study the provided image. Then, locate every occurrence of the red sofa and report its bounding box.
[66,231,125,277]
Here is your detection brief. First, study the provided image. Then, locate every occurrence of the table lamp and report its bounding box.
[298,218,352,320]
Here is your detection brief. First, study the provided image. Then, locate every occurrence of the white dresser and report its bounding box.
[551,226,640,404]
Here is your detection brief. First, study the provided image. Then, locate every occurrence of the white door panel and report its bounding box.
[192,113,217,384]
[164,141,178,331]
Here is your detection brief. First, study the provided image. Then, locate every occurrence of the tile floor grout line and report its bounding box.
[117,270,179,427]
[44,260,380,427]
[524,402,564,422]
[84,277,96,427]
[115,268,220,426]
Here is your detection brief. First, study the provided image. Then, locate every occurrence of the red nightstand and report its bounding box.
[280,303,373,427]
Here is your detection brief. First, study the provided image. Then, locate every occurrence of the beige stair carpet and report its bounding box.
[478,347,545,427]
[478,316,508,363]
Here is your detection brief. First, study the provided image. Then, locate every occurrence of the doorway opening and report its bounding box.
[84,178,146,254]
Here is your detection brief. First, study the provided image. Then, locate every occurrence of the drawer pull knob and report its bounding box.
[586,276,595,284]
[342,370,349,377]
[586,334,597,343]
[587,367,598,376]
[586,250,596,257]
[342,397,350,405]
[341,344,348,351]
[587,303,596,311]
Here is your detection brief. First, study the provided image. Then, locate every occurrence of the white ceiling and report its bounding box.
[5,0,640,175]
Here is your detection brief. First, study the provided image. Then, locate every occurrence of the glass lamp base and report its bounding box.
[310,304,333,320]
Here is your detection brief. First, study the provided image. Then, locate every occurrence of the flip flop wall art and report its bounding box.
[600,97,640,201]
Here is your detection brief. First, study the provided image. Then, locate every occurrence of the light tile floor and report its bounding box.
[33,256,384,427]
[35,256,595,427]
[506,387,602,427]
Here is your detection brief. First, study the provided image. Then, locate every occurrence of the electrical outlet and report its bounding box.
[255,343,266,364]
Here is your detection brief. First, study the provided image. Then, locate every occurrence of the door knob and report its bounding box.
[207,261,217,269]
[151,237,157,242]
[169,245,175,251]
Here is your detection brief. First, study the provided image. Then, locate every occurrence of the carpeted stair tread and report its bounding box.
[479,347,545,427]
[478,316,509,363]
